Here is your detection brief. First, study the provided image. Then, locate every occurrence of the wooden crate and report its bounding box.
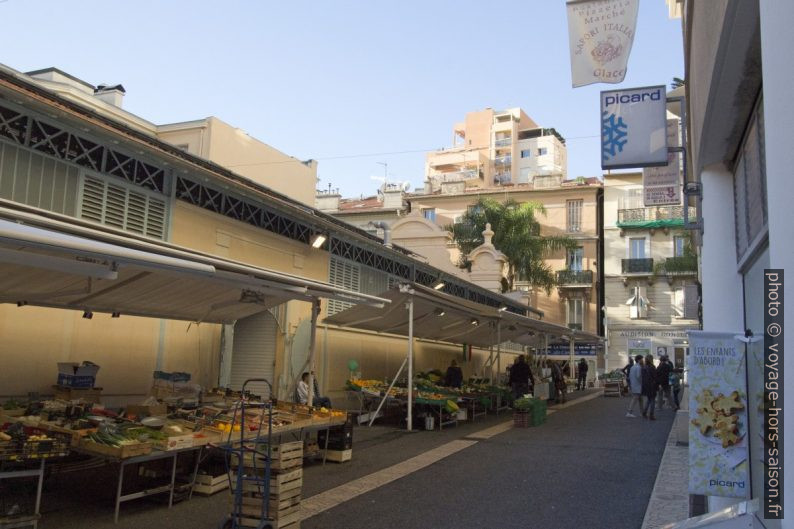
[193,473,229,495]
[232,495,301,519]
[78,438,152,459]
[155,433,195,451]
[52,386,102,404]
[231,468,302,496]
[232,441,303,472]
[324,449,352,463]
[40,422,97,447]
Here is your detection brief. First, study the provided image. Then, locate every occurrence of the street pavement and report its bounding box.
[34,391,675,528]
[303,394,675,529]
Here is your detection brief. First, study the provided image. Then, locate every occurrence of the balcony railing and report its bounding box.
[434,169,480,182]
[556,269,593,286]
[494,138,512,147]
[567,323,583,331]
[659,256,698,274]
[493,172,512,184]
[622,258,654,274]
[494,155,512,165]
[617,206,697,227]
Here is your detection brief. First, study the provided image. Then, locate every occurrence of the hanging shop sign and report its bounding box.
[547,343,598,356]
[627,338,651,358]
[643,118,681,205]
[566,0,640,88]
[688,331,750,498]
[600,85,668,169]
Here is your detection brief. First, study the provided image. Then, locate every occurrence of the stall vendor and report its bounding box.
[445,360,463,388]
[298,372,332,408]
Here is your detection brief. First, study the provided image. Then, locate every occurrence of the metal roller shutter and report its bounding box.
[229,310,277,398]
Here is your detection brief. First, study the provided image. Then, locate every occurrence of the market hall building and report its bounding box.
[0,63,594,407]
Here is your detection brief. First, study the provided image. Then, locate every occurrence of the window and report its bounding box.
[467,205,482,216]
[567,298,583,330]
[629,237,646,259]
[567,247,583,271]
[622,188,644,210]
[673,284,699,319]
[537,147,548,156]
[517,167,531,184]
[733,98,767,262]
[422,208,436,222]
[566,199,582,232]
[520,149,531,158]
[674,236,686,257]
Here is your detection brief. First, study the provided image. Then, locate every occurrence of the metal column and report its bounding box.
[406,294,414,431]
[306,298,321,407]
[496,321,502,385]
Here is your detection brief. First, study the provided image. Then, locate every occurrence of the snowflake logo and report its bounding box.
[601,111,628,161]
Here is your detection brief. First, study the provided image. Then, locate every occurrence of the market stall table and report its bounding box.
[71,444,203,523]
[0,460,45,529]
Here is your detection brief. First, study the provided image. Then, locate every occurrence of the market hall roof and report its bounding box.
[0,201,389,323]
[324,283,602,348]
[0,63,531,318]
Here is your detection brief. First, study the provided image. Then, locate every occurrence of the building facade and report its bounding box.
[424,108,567,192]
[675,0,794,521]
[602,172,699,373]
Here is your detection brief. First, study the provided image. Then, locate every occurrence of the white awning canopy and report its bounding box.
[0,205,388,323]
[324,283,600,348]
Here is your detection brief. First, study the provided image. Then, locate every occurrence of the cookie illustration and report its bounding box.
[711,391,744,415]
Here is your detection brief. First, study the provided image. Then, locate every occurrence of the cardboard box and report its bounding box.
[57,362,100,388]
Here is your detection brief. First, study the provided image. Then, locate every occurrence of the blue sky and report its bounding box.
[1,0,683,198]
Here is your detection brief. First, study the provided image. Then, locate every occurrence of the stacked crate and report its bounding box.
[231,440,303,529]
[317,420,353,462]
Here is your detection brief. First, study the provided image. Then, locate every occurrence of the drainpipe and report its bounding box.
[369,221,391,248]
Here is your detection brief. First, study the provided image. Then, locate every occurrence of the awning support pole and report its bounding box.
[369,356,408,427]
[569,334,575,384]
[489,346,494,384]
[407,294,414,432]
[306,298,321,407]
[496,322,502,386]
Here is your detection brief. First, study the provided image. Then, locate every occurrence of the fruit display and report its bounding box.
[0,422,69,461]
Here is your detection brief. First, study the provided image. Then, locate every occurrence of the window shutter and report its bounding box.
[328,257,361,316]
[80,175,167,239]
[684,284,699,320]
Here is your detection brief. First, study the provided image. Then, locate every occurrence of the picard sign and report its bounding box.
[600,85,668,169]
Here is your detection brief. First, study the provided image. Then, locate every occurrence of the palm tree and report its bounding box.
[448,198,576,293]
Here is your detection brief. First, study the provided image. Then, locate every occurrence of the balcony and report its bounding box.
[556,269,593,286]
[622,258,654,274]
[494,138,512,147]
[493,172,512,185]
[434,169,480,183]
[494,155,512,165]
[567,323,583,331]
[658,256,698,275]
[617,206,697,229]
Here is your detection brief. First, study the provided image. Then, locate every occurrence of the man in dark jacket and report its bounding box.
[655,354,673,409]
[622,356,634,393]
[576,359,588,390]
[508,355,530,399]
[445,360,463,388]
[641,355,658,420]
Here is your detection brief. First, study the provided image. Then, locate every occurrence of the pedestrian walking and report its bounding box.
[642,355,658,420]
[445,359,463,388]
[622,356,634,394]
[549,360,567,404]
[670,368,683,410]
[508,355,530,399]
[625,355,644,417]
[576,358,588,390]
[656,354,673,409]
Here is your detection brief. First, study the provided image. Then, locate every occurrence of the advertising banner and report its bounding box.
[643,118,681,205]
[547,343,598,356]
[688,331,750,498]
[627,338,651,358]
[566,0,640,88]
[600,85,668,169]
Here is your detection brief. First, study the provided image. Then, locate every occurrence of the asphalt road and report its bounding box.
[303,395,675,529]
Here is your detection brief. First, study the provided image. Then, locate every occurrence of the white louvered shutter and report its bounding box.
[79,175,167,239]
[327,257,361,316]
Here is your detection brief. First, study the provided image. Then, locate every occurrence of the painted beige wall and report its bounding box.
[157,117,317,207]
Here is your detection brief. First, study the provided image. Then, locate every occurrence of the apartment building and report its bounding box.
[602,172,699,372]
[26,68,318,207]
[424,108,567,192]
